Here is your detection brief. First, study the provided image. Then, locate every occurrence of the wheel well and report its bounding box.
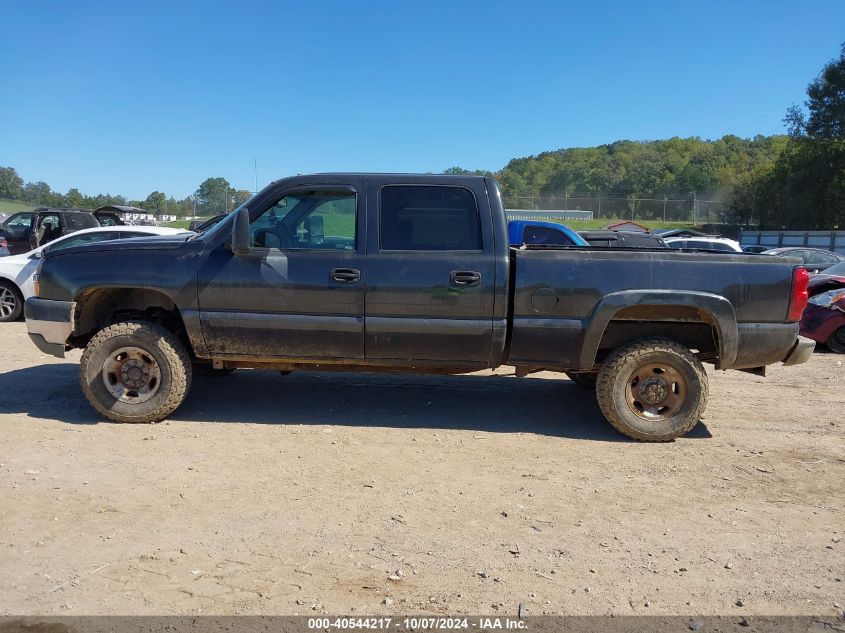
[0,277,21,291]
[72,288,192,352]
[595,305,721,363]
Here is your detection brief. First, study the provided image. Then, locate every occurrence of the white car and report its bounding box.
[0,226,192,322]
[664,236,743,253]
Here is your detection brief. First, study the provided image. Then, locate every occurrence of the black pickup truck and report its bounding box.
[25,174,814,441]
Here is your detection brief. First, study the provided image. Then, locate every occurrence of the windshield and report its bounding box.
[822,260,845,275]
[190,196,254,240]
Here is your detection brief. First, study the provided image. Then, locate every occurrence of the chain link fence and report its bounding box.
[506,193,732,225]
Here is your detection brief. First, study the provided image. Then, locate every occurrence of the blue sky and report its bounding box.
[2,0,844,200]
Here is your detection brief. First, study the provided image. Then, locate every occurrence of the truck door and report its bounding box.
[196,182,366,359]
[364,180,496,364]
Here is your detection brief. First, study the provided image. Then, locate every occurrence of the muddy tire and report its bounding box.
[565,371,597,389]
[596,337,707,442]
[80,321,192,423]
[826,327,845,354]
[0,280,23,323]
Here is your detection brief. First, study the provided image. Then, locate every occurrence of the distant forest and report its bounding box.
[2,44,843,229]
[449,43,845,231]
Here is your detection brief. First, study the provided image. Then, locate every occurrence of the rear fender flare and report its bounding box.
[579,290,738,369]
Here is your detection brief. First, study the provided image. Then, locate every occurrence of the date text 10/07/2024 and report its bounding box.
[307,617,528,630]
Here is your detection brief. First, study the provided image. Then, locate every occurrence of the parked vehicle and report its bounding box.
[762,247,845,273]
[799,261,845,353]
[579,230,670,248]
[742,245,770,254]
[665,237,743,252]
[25,174,813,441]
[0,209,101,255]
[0,226,191,322]
[508,220,588,247]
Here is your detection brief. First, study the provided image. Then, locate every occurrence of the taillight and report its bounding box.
[787,267,810,321]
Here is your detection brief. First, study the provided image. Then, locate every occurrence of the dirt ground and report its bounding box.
[0,321,843,617]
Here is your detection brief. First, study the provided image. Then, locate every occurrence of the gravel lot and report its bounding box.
[0,321,842,616]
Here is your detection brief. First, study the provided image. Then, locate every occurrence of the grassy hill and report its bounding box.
[0,199,35,214]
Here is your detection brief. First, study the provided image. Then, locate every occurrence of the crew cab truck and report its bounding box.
[25,174,814,441]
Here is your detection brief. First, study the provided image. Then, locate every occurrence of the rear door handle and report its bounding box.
[450,271,481,287]
[331,268,360,283]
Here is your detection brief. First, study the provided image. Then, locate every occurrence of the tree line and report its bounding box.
[2,44,842,228]
[0,170,253,219]
[449,43,844,230]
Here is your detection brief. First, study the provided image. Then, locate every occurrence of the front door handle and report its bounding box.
[450,271,481,287]
[331,268,360,283]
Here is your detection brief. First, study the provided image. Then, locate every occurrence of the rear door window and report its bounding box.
[380,185,481,251]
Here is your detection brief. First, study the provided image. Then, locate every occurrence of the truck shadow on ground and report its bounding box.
[0,364,712,441]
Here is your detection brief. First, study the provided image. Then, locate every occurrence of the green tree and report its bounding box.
[0,166,24,200]
[144,191,167,213]
[195,177,232,214]
[744,43,845,229]
[232,189,253,208]
[65,188,84,208]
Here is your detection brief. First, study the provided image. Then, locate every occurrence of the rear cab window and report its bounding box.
[379,185,482,251]
[522,225,575,246]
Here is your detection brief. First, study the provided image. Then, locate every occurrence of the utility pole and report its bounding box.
[692,191,697,225]
[663,195,668,223]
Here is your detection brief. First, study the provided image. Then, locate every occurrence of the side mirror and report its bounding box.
[231,207,250,256]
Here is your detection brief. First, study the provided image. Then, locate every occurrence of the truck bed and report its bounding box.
[507,246,800,370]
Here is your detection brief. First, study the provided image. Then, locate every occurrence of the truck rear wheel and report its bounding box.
[80,321,192,423]
[595,337,707,441]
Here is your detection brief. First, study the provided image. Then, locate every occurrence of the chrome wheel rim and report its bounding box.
[625,362,686,421]
[101,346,162,403]
[0,288,17,319]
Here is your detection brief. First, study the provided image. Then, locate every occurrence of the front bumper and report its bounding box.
[782,335,815,366]
[25,297,75,358]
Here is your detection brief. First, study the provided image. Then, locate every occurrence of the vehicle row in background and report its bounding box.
[760,247,844,273]
[0,226,192,322]
[0,207,130,256]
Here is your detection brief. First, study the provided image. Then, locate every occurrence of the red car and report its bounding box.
[800,260,845,353]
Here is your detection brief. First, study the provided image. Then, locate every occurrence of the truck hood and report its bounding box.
[45,234,193,259]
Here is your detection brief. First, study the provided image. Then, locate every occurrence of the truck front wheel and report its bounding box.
[80,321,192,423]
[595,337,707,441]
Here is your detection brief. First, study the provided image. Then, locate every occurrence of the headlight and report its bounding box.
[808,289,845,311]
[33,259,44,296]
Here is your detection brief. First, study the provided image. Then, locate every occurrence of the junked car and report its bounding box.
[799,260,845,353]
